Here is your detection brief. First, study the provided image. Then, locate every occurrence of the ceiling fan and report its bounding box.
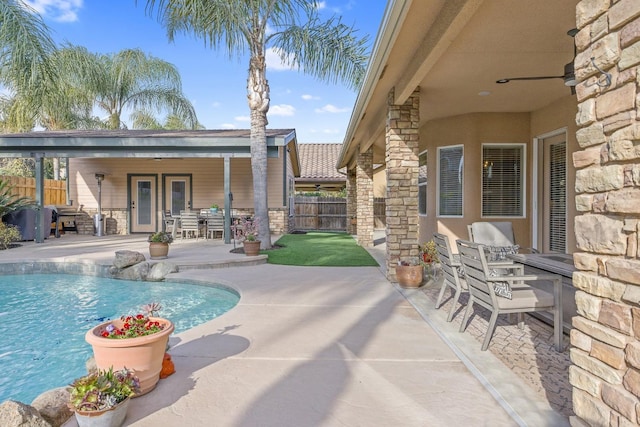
[495,29,578,91]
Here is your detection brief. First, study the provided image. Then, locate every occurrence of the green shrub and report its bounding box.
[0,222,21,249]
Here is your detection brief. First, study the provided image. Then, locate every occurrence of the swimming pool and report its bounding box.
[0,274,239,404]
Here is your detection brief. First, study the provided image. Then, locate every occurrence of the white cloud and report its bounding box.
[24,0,82,23]
[235,116,250,122]
[314,104,350,113]
[302,94,320,101]
[323,129,341,134]
[315,1,327,10]
[269,104,296,116]
[220,123,236,129]
[265,47,296,71]
[211,102,221,108]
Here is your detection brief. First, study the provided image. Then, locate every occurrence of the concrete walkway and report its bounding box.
[0,234,568,426]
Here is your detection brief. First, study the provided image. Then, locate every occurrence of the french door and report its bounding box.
[130,176,157,233]
[164,175,192,215]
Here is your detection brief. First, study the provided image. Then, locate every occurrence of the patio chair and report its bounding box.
[467,221,538,255]
[456,239,563,352]
[162,210,176,235]
[433,233,467,322]
[179,211,202,240]
[206,213,225,240]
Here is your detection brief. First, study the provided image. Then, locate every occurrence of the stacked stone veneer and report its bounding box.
[347,170,357,234]
[571,1,640,426]
[385,88,420,282]
[356,147,374,247]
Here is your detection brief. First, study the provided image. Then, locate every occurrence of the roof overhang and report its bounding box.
[338,0,578,169]
[0,129,298,163]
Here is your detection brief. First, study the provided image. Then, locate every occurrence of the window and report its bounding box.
[418,150,427,215]
[438,146,463,217]
[481,144,525,217]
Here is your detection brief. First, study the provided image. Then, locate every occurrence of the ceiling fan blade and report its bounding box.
[496,76,564,84]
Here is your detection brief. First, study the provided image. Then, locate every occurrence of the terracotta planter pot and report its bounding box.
[396,264,424,288]
[74,396,130,427]
[85,317,174,395]
[148,242,169,260]
[243,240,261,256]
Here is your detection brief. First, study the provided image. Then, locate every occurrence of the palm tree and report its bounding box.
[0,0,56,130]
[61,46,198,130]
[142,0,368,249]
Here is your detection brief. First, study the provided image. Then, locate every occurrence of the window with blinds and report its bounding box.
[418,150,427,215]
[438,146,463,217]
[481,145,524,217]
[549,142,566,252]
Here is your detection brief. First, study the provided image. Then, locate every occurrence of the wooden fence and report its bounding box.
[294,196,347,231]
[1,175,67,205]
[293,196,387,231]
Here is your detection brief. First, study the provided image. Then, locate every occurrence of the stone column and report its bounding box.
[356,146,374,247]
[346,168,357,234]
[570,3,640,426]
[385,87,420,282]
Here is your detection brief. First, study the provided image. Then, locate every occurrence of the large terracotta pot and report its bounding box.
[148,242,169,260]
[74,396,130,427]
[396,264,424,288]
[85,317,174,395]
[243,240,261,256]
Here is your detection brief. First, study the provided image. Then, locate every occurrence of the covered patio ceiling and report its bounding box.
[340,0,579,167]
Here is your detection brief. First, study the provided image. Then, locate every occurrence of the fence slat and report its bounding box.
[1,175,67,205]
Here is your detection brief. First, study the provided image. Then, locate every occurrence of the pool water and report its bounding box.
[0,274,239,404]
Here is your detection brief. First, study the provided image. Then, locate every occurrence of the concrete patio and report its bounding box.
[0,233,569,426]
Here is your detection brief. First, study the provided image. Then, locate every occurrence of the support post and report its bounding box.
[34,153,45,243]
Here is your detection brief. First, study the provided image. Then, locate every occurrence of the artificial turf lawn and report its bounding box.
[265,232,379,266]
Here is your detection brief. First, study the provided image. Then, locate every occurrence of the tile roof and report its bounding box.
[297,143,345,182]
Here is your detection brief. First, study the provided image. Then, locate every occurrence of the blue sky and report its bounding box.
[26,0,388,143]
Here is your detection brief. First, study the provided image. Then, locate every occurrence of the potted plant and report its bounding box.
[68,367,140,427]
[85,303,174,396]
[148,231,173,259]
[420,239,440,280]
[395,257,424,288]
[210,203,219,214]
[232,217,261,256]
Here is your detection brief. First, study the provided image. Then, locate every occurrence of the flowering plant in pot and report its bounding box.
[232,217,261,255]
[68,367,139,427]
[148,231,173,259]
[85,303,174,396]
[419,239,440,280]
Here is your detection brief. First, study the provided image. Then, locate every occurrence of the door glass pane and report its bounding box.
[549,142,566,252]
[137,181,152,225]
[171,181,186,215]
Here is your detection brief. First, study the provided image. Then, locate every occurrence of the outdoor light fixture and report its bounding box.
[95,173,105,237]
[563,62,577,87]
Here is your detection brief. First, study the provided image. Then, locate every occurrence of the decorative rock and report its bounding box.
[0,400,51,427]
[112,262,150,281]
[30,388,72,427]
[147,262,179,282]
[113,250,146,269]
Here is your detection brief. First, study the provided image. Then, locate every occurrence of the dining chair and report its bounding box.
[456,239,563,351]
[206,213,225,240]
[179,211,202,240]
[433,233,467,322]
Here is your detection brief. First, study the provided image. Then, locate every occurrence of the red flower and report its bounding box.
[136,314,144,320]
[101,331,109,337]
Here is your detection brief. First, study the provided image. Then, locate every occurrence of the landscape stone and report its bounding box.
[30,388,72,427]
[0,400,51,427]
[113,250,146,268]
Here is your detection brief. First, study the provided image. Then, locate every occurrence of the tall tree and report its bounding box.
[0,0,56,130]
[142,0,368,249]
[61,46,199,130]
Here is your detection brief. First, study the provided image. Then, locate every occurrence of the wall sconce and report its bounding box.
[591,57,611,88]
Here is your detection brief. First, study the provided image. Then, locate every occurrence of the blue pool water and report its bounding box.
[0,274,239,404]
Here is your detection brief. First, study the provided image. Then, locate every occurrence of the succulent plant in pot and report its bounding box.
[148,231,173,259]
[68,367,139,427]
